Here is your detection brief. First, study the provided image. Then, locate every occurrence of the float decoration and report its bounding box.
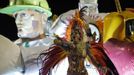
[38,10,118,75]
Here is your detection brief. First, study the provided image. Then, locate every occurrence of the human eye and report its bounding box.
[20,13,25,17]
[21,13,30,19]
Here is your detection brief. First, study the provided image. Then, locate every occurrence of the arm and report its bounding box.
[54,35,74,51]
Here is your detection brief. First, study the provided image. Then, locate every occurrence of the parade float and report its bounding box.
[103,0,134,75]
[39,10,118,75]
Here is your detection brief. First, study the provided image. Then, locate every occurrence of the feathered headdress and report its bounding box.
[39,10,118,75]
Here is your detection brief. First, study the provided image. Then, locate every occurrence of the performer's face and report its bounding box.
[14,9,47,38]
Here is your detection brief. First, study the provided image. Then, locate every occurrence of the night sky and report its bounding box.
[0,0,134,41]
[0,0,134,15]
[46,0,134,15]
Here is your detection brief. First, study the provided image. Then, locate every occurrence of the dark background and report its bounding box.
[0,0,134,41]
[47,0,134,15]
[0,0,134,15]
